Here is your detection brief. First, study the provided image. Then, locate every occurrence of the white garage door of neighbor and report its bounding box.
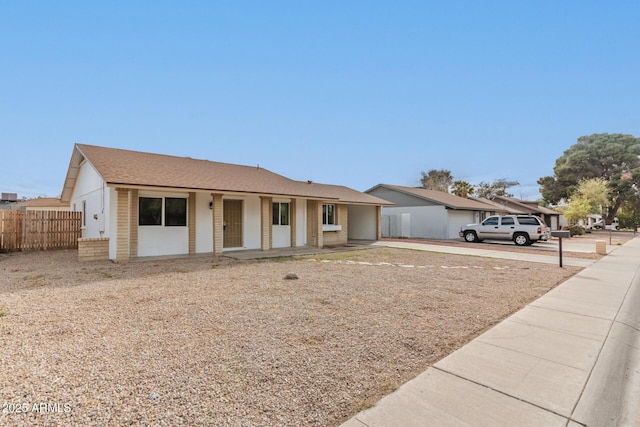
[447,211,476,239]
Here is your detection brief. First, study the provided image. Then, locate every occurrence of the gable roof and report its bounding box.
[491,195,560,216]
[366,184,498,211]
[299,182,394,206]
[470,197,525,214]
[61,144,391,206]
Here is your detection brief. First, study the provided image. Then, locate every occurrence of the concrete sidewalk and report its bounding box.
[342,237,640,426]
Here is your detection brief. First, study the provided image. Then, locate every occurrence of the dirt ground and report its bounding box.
[0,246,584,426]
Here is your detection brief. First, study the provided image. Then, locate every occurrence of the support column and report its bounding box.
[188,192,196,255]
[290,198,297,248]
[260,196,272,251]
[130,189,138,258]
[115,188,130,263]
[211,193,223,257]
[376,205,382,240]
[307,200,324,249]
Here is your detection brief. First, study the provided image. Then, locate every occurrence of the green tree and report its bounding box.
[539,133,640,222]
[475,178,519,199]
[451,180,475,198]
[617,194,640,229]
[562,197,592,225]
[563,178,610,224]
[578,177,609,213]
[491,178,520,197]
[537,176,564,204]
[475,182,492,199]
[420,169,452,192]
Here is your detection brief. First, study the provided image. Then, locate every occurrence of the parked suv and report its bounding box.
[459,215,551,246]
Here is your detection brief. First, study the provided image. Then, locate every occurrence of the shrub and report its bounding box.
[563,225,585,236]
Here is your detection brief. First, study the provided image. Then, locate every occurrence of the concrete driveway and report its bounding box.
[458,230,636,253]
[374,240,598,267]
[469,238,600,254]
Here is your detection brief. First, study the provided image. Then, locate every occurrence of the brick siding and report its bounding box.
[130,189,138,258]
[290,198,297,247]
[78,237,110,262]
[116,188,130,263]
[322,204,349,246]
[211,193,223,256]
[261,197,273,251]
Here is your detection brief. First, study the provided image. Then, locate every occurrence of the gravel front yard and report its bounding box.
[0,247,581,426]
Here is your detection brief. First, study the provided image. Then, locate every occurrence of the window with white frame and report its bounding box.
[139,196,187,226]
[272,202,290,226]
[322,204,336,225]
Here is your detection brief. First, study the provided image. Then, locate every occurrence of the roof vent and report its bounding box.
[307,180,313,184]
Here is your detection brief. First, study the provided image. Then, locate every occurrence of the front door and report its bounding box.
[223,200,243,248]
[272,201,291,248]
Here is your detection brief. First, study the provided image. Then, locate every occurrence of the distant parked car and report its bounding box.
[591,218,618,230]
[459,215,551,246]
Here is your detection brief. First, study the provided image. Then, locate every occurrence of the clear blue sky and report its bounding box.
[2,1,639,201]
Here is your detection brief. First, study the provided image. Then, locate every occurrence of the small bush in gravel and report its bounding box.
[380,380,398,394]
[355,400,375,411]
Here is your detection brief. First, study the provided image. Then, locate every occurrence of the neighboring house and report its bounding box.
[0,193,18,210]
[485,195,562,230]
[468,197,527,215]
[15,197,70,211]
[365,184,503,239]
[60,144,392,262]
[1,193,18,202]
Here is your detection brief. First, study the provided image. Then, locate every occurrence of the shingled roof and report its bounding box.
[61,144,391,206]
[491,195,560,216]
[367,184,497,210]
[469,196,523,214]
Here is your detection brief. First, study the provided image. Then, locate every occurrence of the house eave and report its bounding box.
[60,145,87,203]
[104,183,342,202]
[444,206,486,211]
[107,183,390,206]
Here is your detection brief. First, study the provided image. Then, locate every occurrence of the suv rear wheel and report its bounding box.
[513,233,530,246]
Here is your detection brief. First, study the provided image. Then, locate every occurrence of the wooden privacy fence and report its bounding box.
[0,210,82,252]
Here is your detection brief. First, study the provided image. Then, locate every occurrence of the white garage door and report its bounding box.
[447,211,477,239]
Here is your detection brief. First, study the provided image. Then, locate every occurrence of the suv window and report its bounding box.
[517,216,541,225]
[483,217,499,226]
[501,217,515,225]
